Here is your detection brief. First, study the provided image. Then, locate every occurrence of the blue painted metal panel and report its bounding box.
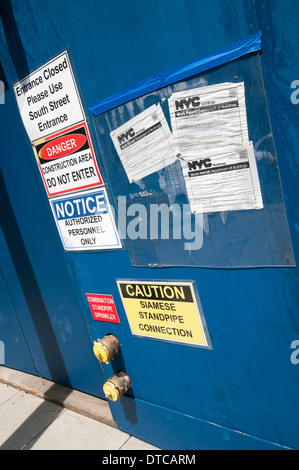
[110,396,291,450]
[0,268,37,375]
[0,0,298,450]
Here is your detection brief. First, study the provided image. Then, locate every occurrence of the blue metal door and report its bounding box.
[0,0,298,450]
[0,8,104,395]
[0,266,37,375]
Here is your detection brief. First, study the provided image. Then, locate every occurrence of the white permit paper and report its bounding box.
[169,82,263,213]
[182,142,263,213]
[110,104,177,183]
[169,82,249,157]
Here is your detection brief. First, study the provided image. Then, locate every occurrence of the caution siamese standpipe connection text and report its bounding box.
[117,280,211,348]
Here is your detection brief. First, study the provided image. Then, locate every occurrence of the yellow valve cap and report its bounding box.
[93,342,109,364]
[103,381,120,401]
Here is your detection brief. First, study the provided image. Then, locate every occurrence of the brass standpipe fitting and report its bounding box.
[103,371,132,401]
[93,334,120,364]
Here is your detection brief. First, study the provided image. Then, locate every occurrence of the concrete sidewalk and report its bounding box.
[0,368,159,450]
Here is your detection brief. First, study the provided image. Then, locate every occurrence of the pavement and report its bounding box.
[0,371,159,451]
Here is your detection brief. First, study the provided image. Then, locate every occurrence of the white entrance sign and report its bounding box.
[14,50,85,142]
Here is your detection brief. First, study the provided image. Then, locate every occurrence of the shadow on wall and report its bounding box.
[0,0,29,80]
[0,168,71,387]
[0,1,71,386]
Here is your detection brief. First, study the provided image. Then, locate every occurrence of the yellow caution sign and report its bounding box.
[117,280,212,348]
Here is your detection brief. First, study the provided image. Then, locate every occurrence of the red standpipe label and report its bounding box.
[86,294,120,323]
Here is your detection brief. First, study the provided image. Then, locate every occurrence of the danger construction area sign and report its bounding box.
[117,280,212,348]
[32,121,103,197]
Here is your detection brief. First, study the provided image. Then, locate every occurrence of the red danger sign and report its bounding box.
[39,133,86,160]
[86,294,120,323]
[33,121,103,197]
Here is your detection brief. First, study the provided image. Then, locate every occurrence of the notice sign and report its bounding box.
[50,187,122,251]
[117,280,212,348]
[13,50,85,142]
[32,122,103,196]
[86,294,120,323]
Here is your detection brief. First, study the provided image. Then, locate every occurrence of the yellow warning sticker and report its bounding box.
[117,280,211,348]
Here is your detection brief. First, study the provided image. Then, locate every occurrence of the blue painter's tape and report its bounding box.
[89,31,262,116]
